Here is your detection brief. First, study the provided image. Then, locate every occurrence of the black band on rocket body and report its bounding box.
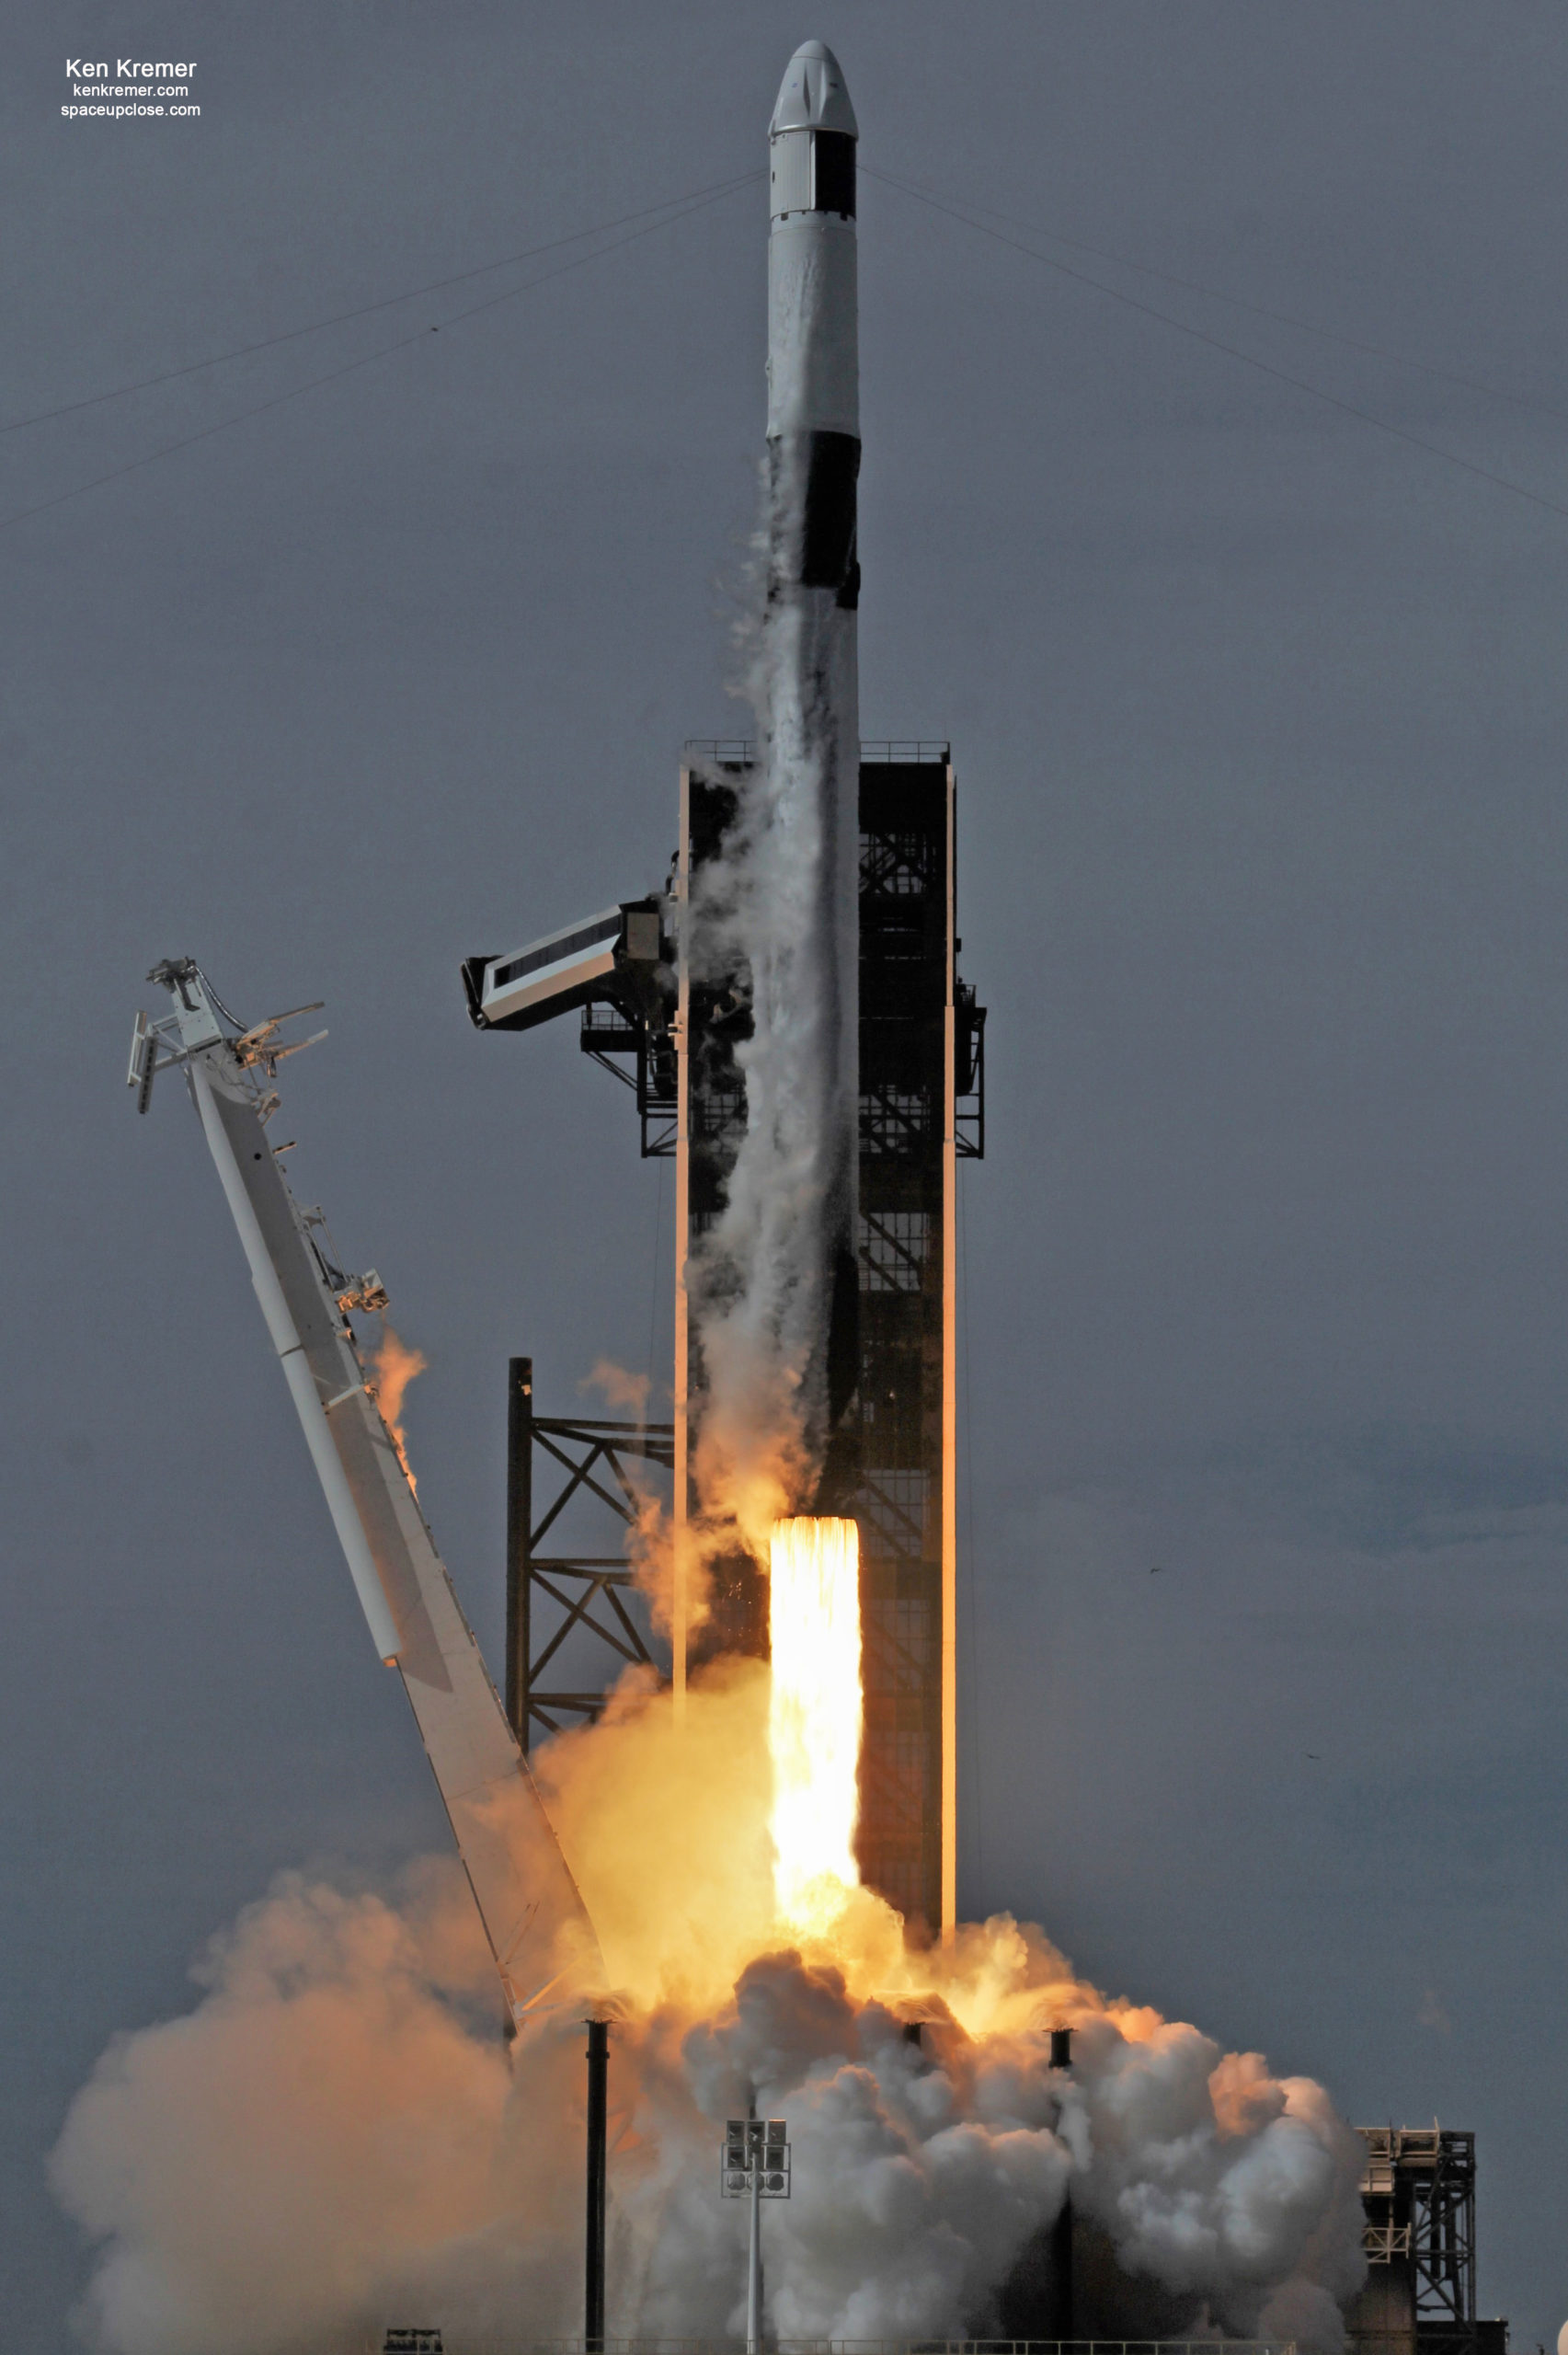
[811,131,855,216]
[770,430,861,603]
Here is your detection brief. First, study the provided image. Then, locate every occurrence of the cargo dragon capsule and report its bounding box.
[767,39,860,588]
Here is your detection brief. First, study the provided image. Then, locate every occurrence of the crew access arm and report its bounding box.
[131,959,603,2025]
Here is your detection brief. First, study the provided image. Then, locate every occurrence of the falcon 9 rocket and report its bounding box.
[748,39,862,1502]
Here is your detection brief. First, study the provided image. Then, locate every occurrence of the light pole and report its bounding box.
[722,2117,791,2355]
[585,2019,609,2354]
[1049,2025,1074,2343]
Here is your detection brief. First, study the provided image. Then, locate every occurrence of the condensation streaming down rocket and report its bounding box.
[761,41,862,1486]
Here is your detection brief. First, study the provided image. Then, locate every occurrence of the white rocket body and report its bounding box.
[767,47,859,445]
[758,40,862,1471]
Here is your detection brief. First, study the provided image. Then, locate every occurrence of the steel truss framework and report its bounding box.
[1359,2127,1475,2326]
[671,744,985,1933]
[579,1003,678,1159]
[581,751,984,1173]
[854,753,970,1930]
[505,1356,673,1749]
[1351,2127,1504,2355]
[554,745,987,1934]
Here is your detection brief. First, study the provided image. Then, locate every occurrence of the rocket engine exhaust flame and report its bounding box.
[768,1516,862,1929]
[52,1790,1372,2355]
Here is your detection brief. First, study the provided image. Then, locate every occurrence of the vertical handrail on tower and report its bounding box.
[939,760,959,1939]
[672,767,692,1723]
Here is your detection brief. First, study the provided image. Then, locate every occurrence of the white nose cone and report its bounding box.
[770,39,858,138]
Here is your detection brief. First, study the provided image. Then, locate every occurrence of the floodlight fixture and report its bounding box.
[721,2117,792,2355]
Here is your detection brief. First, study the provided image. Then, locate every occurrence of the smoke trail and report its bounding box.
[584,1359,652,1422]
[52,1679,1367,2355]
[366,1321,428,1492]
[686,449,859,1562]
[49,1867,555,2355]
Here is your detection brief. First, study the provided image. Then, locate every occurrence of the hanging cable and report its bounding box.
[0,175,759,535]
[862,162,1568,527]
[2,168,761,437]
[866,163,1568,435]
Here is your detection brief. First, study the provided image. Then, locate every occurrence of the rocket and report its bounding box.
[758,40,863,1491]
[457,42,866,1598]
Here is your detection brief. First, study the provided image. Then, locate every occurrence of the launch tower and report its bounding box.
[464,744,985,1937]
[461,41,985,1940]
[1348,2127,1507,2355]
[678,741,984,1931]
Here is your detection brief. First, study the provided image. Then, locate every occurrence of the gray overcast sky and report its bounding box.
[6,1,1568,2345]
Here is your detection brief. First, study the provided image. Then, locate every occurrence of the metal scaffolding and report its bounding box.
[668,743,987,1935]
[578,1002,678,1160]
[1350,2127,1505,2355]
[504,1356,674,1749]
[478,741,988,1939]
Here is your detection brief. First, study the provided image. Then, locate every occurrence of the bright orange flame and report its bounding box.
[768,1516,862,1932]
[368,1322,428,1492]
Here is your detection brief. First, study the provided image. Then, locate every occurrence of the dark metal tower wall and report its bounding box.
[853,754,954,1931]
[680,743,984,1936]
[503,1356,675,1751]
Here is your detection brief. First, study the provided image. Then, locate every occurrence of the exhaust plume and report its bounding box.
[53,1675,1368,2355]
[769,1516,862,1931]
[685,445,859,1563]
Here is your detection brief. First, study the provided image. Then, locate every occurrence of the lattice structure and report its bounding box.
[547,745,987,1931]
[672,745,986,1934]
[1350,2128,1505,2355]
[504,1357,673,1748]
[854,755,967,1931]
[578,1003,678,1159]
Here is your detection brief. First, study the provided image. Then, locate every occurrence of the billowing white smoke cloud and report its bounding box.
[52,1855,1366,2355]
[686,450,859,1561]
[51,1868,533,2355]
